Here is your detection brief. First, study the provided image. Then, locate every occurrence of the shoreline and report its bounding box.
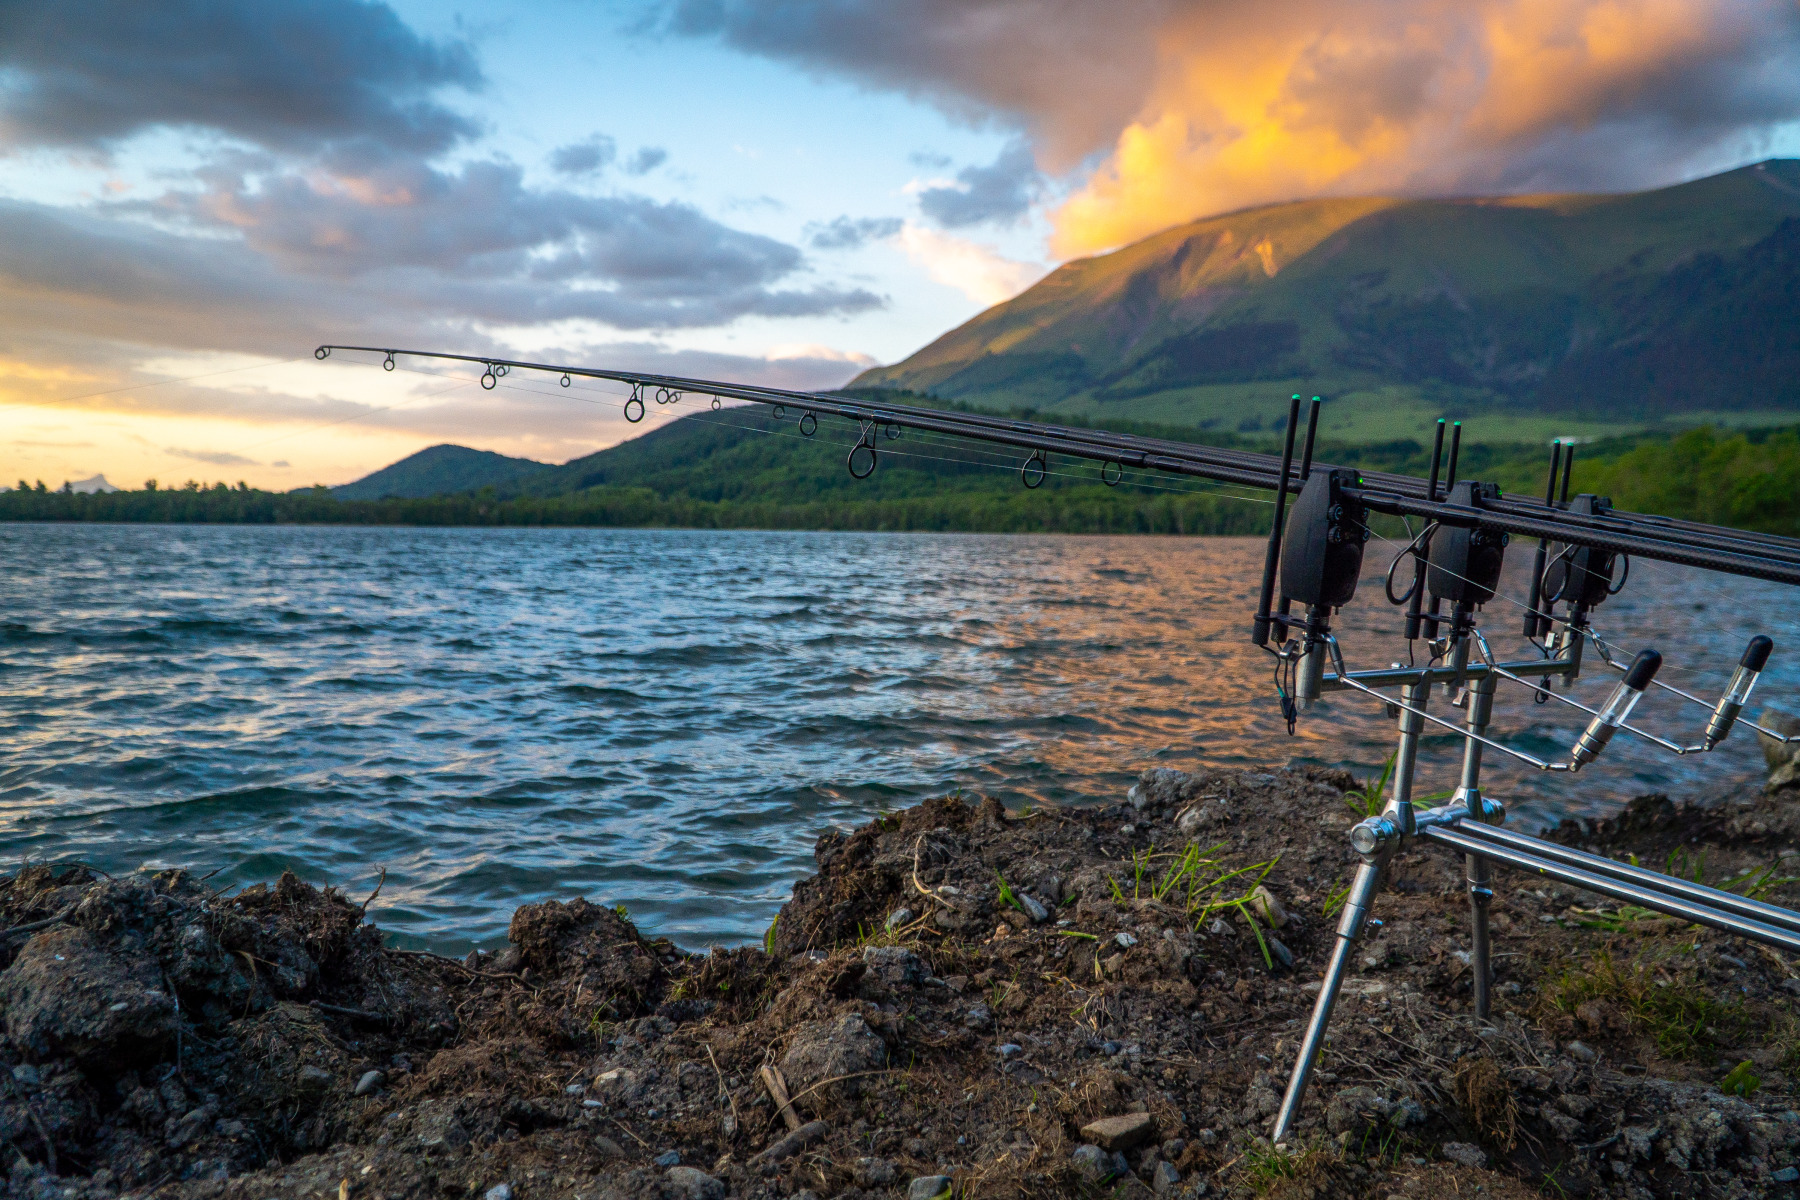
[3,766,1800,1199]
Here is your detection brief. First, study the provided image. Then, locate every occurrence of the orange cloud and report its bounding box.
[1051,0,1800,256]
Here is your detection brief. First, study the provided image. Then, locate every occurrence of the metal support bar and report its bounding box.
[1458,674,1497,1019]
[1420,825,1800,954]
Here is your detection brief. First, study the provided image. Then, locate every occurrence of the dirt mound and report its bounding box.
[5,770,1800,1197]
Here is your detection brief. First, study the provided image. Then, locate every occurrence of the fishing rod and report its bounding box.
[314,346,1800,586]
[317,343,1800,1148]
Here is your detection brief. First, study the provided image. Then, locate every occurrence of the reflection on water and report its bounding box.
[0,525,1787,950]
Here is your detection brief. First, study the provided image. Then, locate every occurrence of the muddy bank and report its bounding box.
[6,769,1800,1199]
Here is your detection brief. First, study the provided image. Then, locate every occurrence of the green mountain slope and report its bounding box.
[854,160,1800,441]
[332,444,547,499]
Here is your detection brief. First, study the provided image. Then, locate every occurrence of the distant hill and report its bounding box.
[333,444,546,499]
[854,160,1800,444]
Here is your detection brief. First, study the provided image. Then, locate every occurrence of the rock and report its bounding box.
[1565,1040,1597,1063]
[755,1119,828,1162]
[665,1167,726,1200]
[963,1004,993,1031]
[354,1069,386,1097]
[1081,1112,1156,1152]
[997,1043,1023,1060]
[10,1064,39,1087]
[856,1158,898,1186]
[654,1150,681,1167]
[296,1065,334,1098]
[1248,885,1289,929]
[1774,1165,1800,1183]
[1325,1088,1426,1137]
[1017,892,1050,923]
[908,1175,954,1200]
[1152,1160,1182,1196]
[166,1101,218,1148]
[1265,936,1294,969]
[593,1135,625,1157]
[462,948,483,970]
[1114,932,1138,948]
[0,926,177,1065]
[1760,710,1800,790]
[483,1186,513,1200]
[862,945,927,985]
[780,1013,888,1112]
[490,945,523,974]
[1071,1144,1128,1179]
[885,907,914,931]
[1440,1142,1487,1168]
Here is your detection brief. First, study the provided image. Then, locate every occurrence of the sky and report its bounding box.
[4,0,1800,489]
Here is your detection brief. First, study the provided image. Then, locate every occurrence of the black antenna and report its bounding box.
[1559,441,1576,503]
[1298,396,1322,481]
[1252,394,1305,647]
[1524,440,1564,638]
[1403,420,1447,640]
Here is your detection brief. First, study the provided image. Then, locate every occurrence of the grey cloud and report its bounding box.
[0,0,482,154]
[552,135,617,174]
[808,215,903,249]
[125,159,881,326]
[916,141,1039,227]
[166,447,259,466]
[663,0,1173,167]
[624,146,669,174]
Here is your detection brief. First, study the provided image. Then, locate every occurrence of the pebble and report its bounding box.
[997,1043,1023,1060]
[1102,1041,1122,1056]
[963,1004,993,1031]
[1071,1144,1127,1179]
[1774,1166,1800,1182]
[665,1166,726,1200]
[593,1136,625,1158]
[1565,1040,1597,1063]
[1114,932,1138,948]
[885,907,914,931]
[483,1186,512,1200]
[353,1070,385,1097]
[11,1065,39,1087]
[1017,892,1049,923]
[564,1083,584,1095]
[654,1150,681,1167]
[1248,885,1289,929]
[908,1175,954,1200]
[1440,1142,1487,1168]
[1081,1112,1156,1151]
[1152,1160,1181,1196]
[855,1158,898,1185]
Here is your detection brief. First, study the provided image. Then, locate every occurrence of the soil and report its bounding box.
[6,766,1800,1199]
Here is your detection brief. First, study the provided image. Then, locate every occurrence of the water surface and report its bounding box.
[0,525,1786,949]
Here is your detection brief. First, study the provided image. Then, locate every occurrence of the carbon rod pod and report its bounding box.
[1524,440,1564,638]
[1403,419,1446,641]
[1253,394,1306,647]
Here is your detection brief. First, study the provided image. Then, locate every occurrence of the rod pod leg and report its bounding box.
[1272,679,1428,1144]
[1457,674,1498,1020]
[1271,860,1381,1144]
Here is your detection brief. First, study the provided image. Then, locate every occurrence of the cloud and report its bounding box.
[807,215,904,249]
[916,140,1040,227]
[0,0,482,155]
[624,146,669,175]
[551,135,617,174]
[166,446,259,466]
[895,222,1045,304]
[664,0,1800,254]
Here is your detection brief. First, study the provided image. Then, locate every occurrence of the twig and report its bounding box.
[708,1044,740,1140]
[0,906,74,941]
[359,867,387,915]
[309,1000,391,1025]
[759,1065,803,1133]
[383,947,527,983]
[609,1115,650,1149]
[780,1068,896,1110]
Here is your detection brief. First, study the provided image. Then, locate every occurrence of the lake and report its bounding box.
[0,524,1787,950]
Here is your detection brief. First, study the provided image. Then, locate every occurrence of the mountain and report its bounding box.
[854,160,1800,444]
[332,444,547,499]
